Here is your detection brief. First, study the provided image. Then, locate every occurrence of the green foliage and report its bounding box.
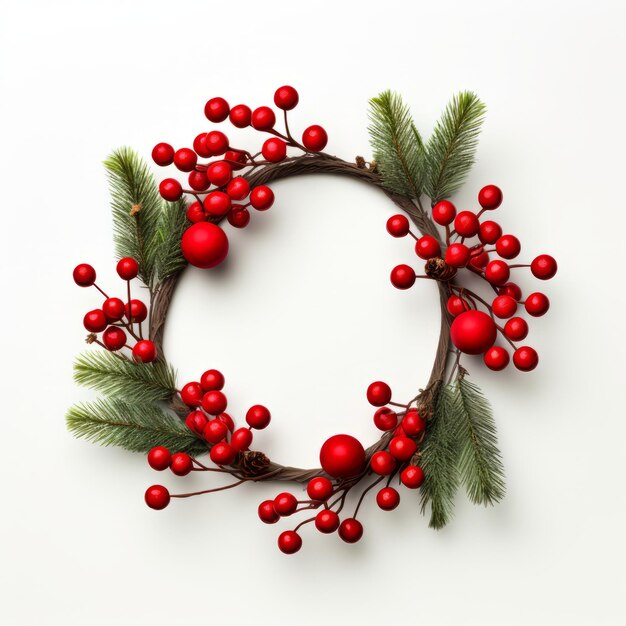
[66,398,206,454]
[154,197,188,280]
[368,90,426,199]
[424,91,486,203]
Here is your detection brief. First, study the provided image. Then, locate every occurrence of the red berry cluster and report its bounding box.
[72,259,156,362]
[152,86,328,270]
[387,185,557,371]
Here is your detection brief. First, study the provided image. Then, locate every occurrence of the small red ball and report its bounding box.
[415,235,441,259]
[228,206,251,229]
[210,441,236,465]
[499,282,522,301]
[224,150,248,169]
[278,530,302,554]
[251,106,276,130]
[496,234,521,259]
[445,243,471,268]
[504,317,529,341]
[338,518,363,543]
[274,85,299,110]
[302,125,328,152]
[484,260,510,285]
[202,390,227,415]
[217,413,235,432]
[102,297,125,322]
[204,97,230,123]
[185,410,208,435]
[188,170,210,192]
[83,309,107,333]
[180,382,203,407]
[159,178,183,202]
[250,185,275,211]
[147,446,172,472]
[152,142,175,166]
[125,299,148,323]
[478,184,503,210]
[373,407,397,431]
[273,492,298,516]
[390,264,416,289]
[193,133,212,158]
[145,485,170,510]
[450,310,497,355]
[204,191,232,216]
[454,211,480,237]
[370,451,396,476]
[200,369,224,391]
[229,104,252,128]
[447,295,470,317]
[116,257,139,280]
[469,246,490,270]
[402,409,426,436]
[400,465,425,489]
[386,214,410,238]
[262,137,287,162]
[203,419,228,444]
[73,263,96,287]
[479,220,502,244]
[531,254,558,280]
[307,477,334,501]
[206,161,232,186]
[432,200,456,225]
[483,346,510,371]
[132,339,157,363]
[319,434,365,478]
[226,177,250,200]
[181,223,229,269]
[315,510,340,533]
[205,131,229,156]
[513,346,539,371]
[186,201,206,223]
[170,452,193,476]
[102,327,127,351]
[231,427,253,452]
[258,500,279,524]
[376,487,400,511]
[246,405,271,429]
[389,436,417,461]
[366,381,392,407]
[491,295,518,319]
[525,292,550,317]
[173,148,197,172]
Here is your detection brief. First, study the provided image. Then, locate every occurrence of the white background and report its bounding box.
[1,0,625,624]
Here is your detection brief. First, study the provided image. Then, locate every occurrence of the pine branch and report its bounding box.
[455,377,506,505]
[154,197,188,280]
[73,351,177,405]
[66,398,206,454]
[420,385,461,529]
[368,90,426,200]
[424,91,486,203]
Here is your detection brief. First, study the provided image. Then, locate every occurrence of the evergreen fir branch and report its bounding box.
[420,385,461,529]
[66,398,206,454]
[455,377,506,505]
[154,197,188,280]
[424,91,486,202]
[73,351,177,405]
[368,90,426,199]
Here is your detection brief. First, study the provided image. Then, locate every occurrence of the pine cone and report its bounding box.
[239,451,270,477]
[424,257,457,281]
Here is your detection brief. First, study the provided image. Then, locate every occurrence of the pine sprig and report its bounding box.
[424,91,486,203]
[73,351,177,405]
[368,91,426,199]
[66,398,206,454]
[455,377,505,505]
[154,197,188,280]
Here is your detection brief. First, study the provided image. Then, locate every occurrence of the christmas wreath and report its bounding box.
[68,87,557,554]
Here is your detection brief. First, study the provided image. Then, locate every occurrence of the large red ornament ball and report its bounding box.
[307,477,334,501]
[319,434,365,478]
[102,327,127,351]
[152,142,174,166]
[376,487,400,511]
[147,446,171,471]
[258,500,279,524]
[366,381,392,407]
[432,200,456,225]
[278,530,302,554]
[400,465,425,489]
[531,254,558,280]
[390,264,416,289]
[246,405,271,429]
[274,86,299,110]
[181,223,229,269]
[73,263,96,287]
[478,184,503,210]
[204,97,230,123]
[415,236,441,260]
[450,310,497,355]
[83,309,107,333]
[483,346,510,371]
[525,292,550,317]
[513,346,539,372]
[386,214,410,238]
[338,518,363,543]
[315,510,340,533]
[145,485,170,510]
[132,339,157,363]
[302,125,328,152]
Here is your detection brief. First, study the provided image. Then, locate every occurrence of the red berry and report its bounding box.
[125,299,148,323]
[205,131,229,156]
[469,246,490,270]
[479,220,502,244]
[445,243,471,267]
[206,161,232,186]
[224,150,247,170]
[400,465,425,489]
[203,419,228,444]
[513,346,539,371]
[315,510,340,533]
[210,441,235,465]
[450,310,497,354]
[102,327,127,351]
[484,260,510,285]
[202,390,227,415]
[180,382,203,407]
[376,487,400,511]
[307,477,334,501]
[116,257,139,280]
[159,178,183,201]
[250,185,275,211]
[188,170,210,191]
[102,297,125,322]
[246,405,271,430]
[447,295,470,317]
[319,434,365,478]
[491,295,518,319]
[302,125,328,151]
[531,254,557,280]
[231,427,253,452]
[152,142,174,166]
[132,339,157,363]
[483,346,510,371]
[386,214,410,237]
[251,106,276,130]
[370,451,396,476]
[499,282,522,301]
[496,234,521,259]
[181,223,229,269]
[148,446,172,471]
[274,85,299,110]
[278,530,302,554]
[504,317,529,341]
[173,148,197,172]
[217,413,235,432]
[415,236,441,259]
[273,492,298,516]
[229,104,252,128]
[83,309,107,333]
[204,97,230,123]
[228,206,251,228]
[432,200,456,225]
[200,369,225,391]
[204,191,231,216]
[366,381,392,407]
[478,184,503,210]
[373,407,397,431]
[185,410,208,435]
[170,452,192,476]
[338,518,363,543]
[193,133,212,158]
[389,436,417,461]
[226,177,250,200]
[186,201,206,223]
[525,292,550,317]
[402,409,426,436]
[145,485,170,510]
[454,211,480,237]
[262,137,287,162]
[73,263,96,287]
[258,500,279,524]
[390,264,415,289]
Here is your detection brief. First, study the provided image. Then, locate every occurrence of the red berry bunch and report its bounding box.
[152,86,328,270]
[387,185,557,372]
[72,259,157,362]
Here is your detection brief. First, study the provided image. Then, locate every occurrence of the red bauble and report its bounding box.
[447,295,470,317]
[185,410,208,435]
[400,465,425,489]
[483,346,510,371]
[116,257,139,281]
[159,178,183,201]
[204,191,231,217]
[203,419,228,444]
[170,452,193,476]
[370,451,396,476]
[258,500,279,524]
[315,510,340,534]
[302,125,328,151]
[450,310,497,355]
[531,254,557,280]
[202,390,227,415]
[278,530,302,554]
[228,206,251,229]
[186,201,206,223]
[513,346,539,371]
[491,295,518,319]
[205,131,229,156]
[231,427,253,452]
[251,106,276,130]
[262,138,287,162]
[152,142,174,166]
[445,243,471,268]
[210,442,236,465]
[73,263,96,287]
[246,405,271,429]
[180,382,203,407]
[193,133,211,158]
[504,317,528,341]
[525,292,550,317]
[390,264,416,289]
[376,487,400,511]
[373,407,397,431]
[83,309,107,333]
[226,177,250,200]
[102,297,125,322]
[307,477,334,501]
[366,381,392,407]
[496,234,521,259]
[145,485,170,510]
[274,85,299,110]
[206,161,232,186]
[250,185,275,211]
[273,492,298,516]
[173,148,197,172]
[478,184,503,210]
[181,223,229,269]
[125,299,147,323]
[415,236,441,259]
[402,409,426,436]
[479,220,502,244]
[204,97,230,123]
[229,104,252,128]
[338,518,363,543]
[432,200,456,225]
[389,436,417,461]
[499,282,522,301]
[147,446,171,471]
[319,434,365,478]
[132,339,157,363]
[386,214,410,237]
[200,369,225,391]
[188,170,210,192]
[484,260,510,285]
[454,211,480,237]
[102,327,127,351]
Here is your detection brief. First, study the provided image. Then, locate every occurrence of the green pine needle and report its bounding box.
[66,397,206,454]
[424,91,486,202]
[154,197,188,280]
[368,90,426,199]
